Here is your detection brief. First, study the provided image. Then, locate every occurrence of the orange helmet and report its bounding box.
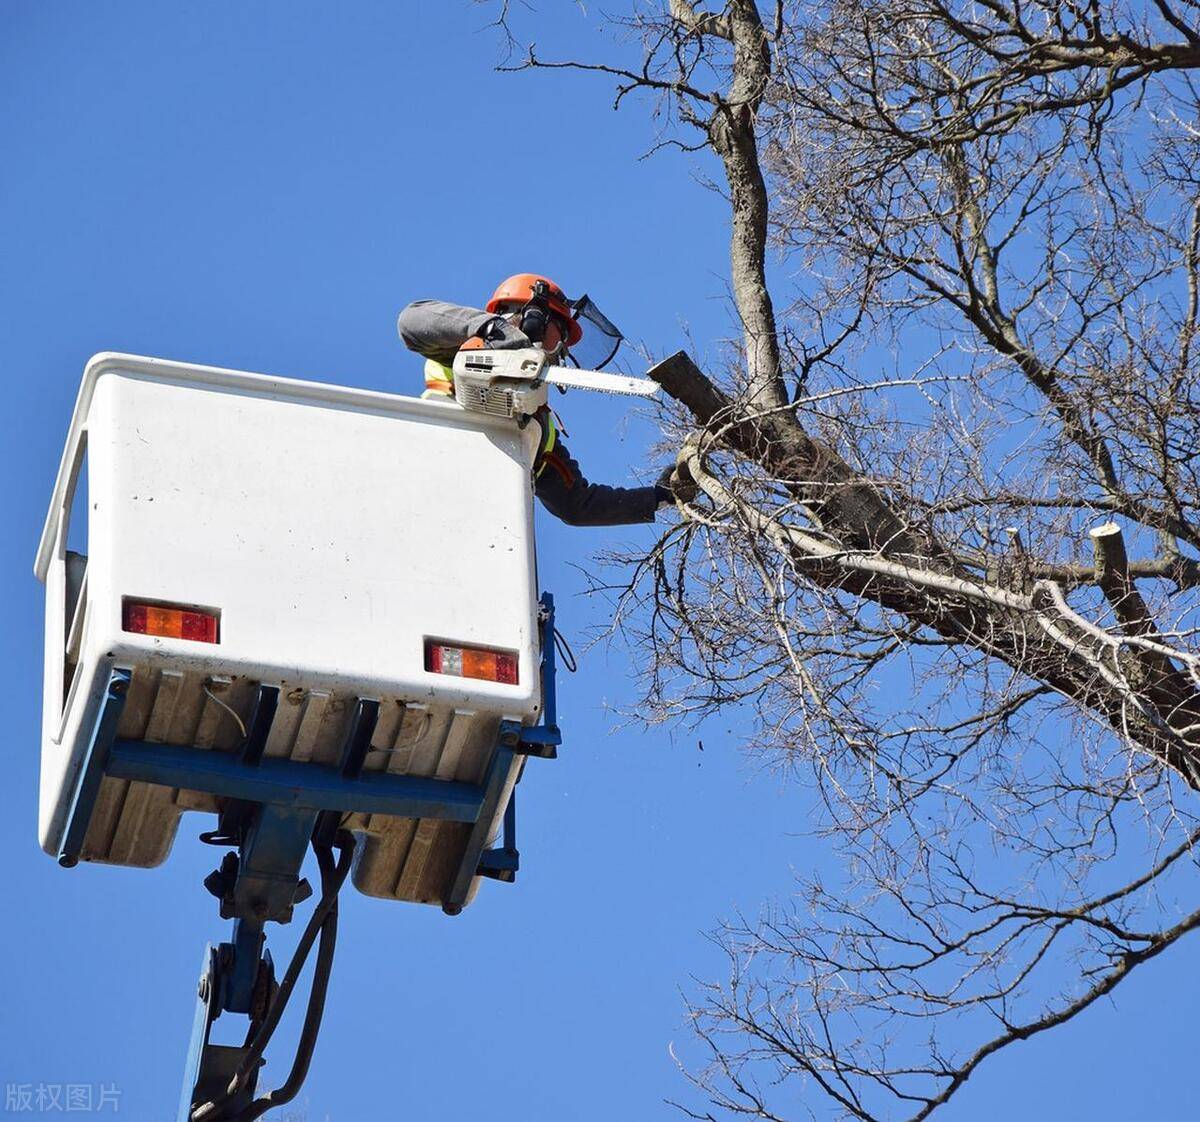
[486,273,583,347]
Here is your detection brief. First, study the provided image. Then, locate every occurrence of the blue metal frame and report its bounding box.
[441,740,516,914]
[441,592,564,911]
[176,946,229,1122]
[514,593,564,759]
[57,668,131,867]
[538,593,562,741]
[105,741,487,821]
[477,792,519,882]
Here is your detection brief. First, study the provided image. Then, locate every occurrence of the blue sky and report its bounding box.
[1,4,1195,1121]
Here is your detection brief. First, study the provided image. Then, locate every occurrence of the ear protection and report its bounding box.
[519,303,552,343]
[517,279,560,345]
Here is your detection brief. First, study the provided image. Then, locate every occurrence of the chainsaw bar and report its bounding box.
[543,366,660,398]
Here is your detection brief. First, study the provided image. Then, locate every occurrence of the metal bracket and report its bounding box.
[58,668,131,867]
[339,698,380,780]
[511,724,562,759]
[226,805,318,926]
[240,685,280,767]
[477,794,519,882]
[442,591,565,907]
[441,742,516,914]
[535,592,563,749]
[177,945,263,1122]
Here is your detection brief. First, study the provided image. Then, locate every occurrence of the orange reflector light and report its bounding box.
[425,641,518,685]
[122,600,219,644]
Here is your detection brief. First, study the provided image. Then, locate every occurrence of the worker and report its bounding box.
[398,273,692,526]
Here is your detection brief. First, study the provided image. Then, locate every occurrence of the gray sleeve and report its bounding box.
[534,435,659,527]
[397,300,495,365]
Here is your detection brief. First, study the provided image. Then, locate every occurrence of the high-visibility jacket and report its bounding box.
[421,359,455,399]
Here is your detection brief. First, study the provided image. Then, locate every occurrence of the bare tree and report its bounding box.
[492,2,1200,1118]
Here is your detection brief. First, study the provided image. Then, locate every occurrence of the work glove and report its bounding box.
[655,462,699,509]
[478,315,533,350]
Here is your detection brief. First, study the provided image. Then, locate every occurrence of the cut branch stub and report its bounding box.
[1089,522,1154,638]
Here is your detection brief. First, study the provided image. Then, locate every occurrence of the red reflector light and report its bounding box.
[122,600,220,644]
[425,640,518,685]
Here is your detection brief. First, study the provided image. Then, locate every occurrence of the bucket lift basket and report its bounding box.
[35,354,566,1120]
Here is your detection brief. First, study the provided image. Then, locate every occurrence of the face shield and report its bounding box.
[562,295,623,370]
[509,283,626,370]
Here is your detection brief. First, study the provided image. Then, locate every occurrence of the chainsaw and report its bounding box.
[451,345,660,420]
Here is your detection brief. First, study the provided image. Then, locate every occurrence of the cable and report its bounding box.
[228,836,350,1091]
[191,831,354,1122]
[553,626,577,673]
[203,685,248,740]
[228,852,343,1121]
